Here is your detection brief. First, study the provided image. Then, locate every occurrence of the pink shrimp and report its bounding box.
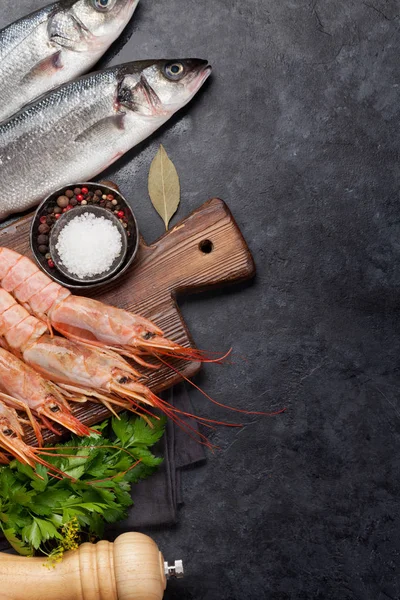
[0,346,93,443]
[0,399,71,477]
[0,247,223,367]
[0,287,219,446]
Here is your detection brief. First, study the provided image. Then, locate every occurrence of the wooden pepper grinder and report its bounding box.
[0,533,183,600]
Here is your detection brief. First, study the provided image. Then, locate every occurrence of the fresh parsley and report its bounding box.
[0,413,165,557]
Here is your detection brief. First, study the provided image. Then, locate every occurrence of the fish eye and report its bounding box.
[164,63,185,81]
[92,0,115,11]
[49,404,61,413]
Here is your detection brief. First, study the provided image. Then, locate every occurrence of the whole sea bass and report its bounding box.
[0,59,211,220]
[0,0,139,122]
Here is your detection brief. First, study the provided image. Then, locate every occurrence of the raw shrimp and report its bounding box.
[0,247,223,367]
[0,346,93,443]
[0,399,70,477]
[0,287,218,446]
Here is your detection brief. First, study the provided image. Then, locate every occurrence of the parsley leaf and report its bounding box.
[22,521,41,550]
[0,413,165,557]
[2,528,32,556]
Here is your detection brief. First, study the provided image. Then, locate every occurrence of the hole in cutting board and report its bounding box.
[199,239,214,254]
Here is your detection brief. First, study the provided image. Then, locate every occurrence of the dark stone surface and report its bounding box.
[2,1,400,598]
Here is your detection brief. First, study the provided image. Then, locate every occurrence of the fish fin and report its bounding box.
[21,51,63,83]
[74,115,126,145]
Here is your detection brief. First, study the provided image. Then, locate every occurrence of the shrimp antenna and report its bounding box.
[155,355,287,417]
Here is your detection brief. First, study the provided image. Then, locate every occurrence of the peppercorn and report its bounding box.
[88,191,94,197]
[47,206,54,214]
[76,194,84,202]
[74,188,81,195]
[65,190,74,198]
[70,197,78,206]
[55,214,61,220]
[57,196,69,208]
[53,206,62,214]
[117,211,125,218]
[95,190,102,196]
[81,187,89,195]
[38,223,50,234]
[48,259,55,269]
[45,253,51,260]
[106,202,113,209]
[81,200,88,205]
[93,195,99,203]
[38,245,48,255]
[46,216,54,225]
[38,234,49,245]
[40,216,47,224]
[111,199,118,206]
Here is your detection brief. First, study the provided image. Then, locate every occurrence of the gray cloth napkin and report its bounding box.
[107,382,206,532]
[0,383,205,553]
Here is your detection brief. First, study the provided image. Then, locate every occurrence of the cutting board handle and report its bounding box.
[137,198,256,296]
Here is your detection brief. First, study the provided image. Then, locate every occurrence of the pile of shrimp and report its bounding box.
[0,247,270,475]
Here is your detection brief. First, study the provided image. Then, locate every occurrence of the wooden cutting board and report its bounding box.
[0,198,255,445]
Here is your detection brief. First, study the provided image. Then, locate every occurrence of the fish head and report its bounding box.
[117,59,212,118]
[55,0,139,50]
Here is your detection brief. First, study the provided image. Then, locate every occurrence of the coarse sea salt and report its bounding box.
[56,212,123,279]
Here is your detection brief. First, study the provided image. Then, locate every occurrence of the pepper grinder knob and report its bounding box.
[164,560,184,579]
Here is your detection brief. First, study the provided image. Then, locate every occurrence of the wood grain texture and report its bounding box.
[0,198,255,445]
[0,533,166,600]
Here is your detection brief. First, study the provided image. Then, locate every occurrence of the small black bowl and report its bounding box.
[30,182,139,291]
[49,205,128,284]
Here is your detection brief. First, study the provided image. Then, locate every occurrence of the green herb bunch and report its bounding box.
[0,413,165,558]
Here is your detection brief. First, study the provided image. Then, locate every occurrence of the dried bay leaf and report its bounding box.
[148,144,180,230]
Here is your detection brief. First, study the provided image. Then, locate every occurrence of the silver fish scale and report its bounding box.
[0,5,60,120]
[0,2,137,123]
[0,56,210,220]
[0,67,156,220]
[0,4,56,61]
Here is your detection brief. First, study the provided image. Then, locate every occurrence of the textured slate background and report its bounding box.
[2,1,400,599]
